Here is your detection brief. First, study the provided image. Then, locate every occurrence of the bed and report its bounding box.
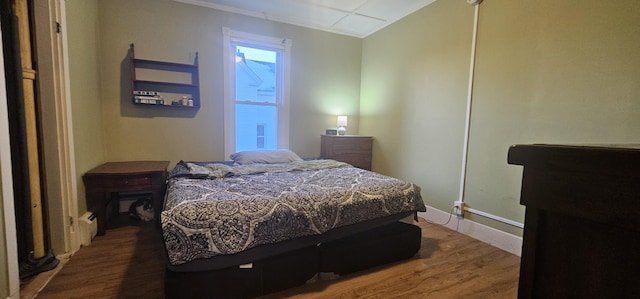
[161,150,426,298]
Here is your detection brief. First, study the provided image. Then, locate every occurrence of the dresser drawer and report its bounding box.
[332,153,372,170]
[329,139,372,154]
[321,135,373,170]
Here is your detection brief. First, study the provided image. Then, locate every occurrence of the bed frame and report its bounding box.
[162,159,425,298]
[165,220,422,299]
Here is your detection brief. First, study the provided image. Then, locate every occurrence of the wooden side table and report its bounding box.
[320,135,373,170]
[83,161,169,236]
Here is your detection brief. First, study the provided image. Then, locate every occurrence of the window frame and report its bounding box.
[222,27,292,158]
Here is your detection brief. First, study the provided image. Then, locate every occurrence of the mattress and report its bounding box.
[162,160,426,271]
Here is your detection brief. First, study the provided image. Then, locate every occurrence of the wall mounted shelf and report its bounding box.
[129,43,200,109]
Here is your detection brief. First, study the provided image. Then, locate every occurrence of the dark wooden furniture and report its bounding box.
[129,43,200,108]
[165,221,421,299]
[83,161,169,236]
[320,135,373,170]
[508,144,640,299]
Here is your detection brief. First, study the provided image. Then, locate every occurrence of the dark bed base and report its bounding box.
[319,219,422,275]
[164,222,422,299]
[165,245,318,299]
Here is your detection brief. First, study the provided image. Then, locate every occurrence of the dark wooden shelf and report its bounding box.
[133,58,198,71]
[130,43,200,109]
[134,80,198,89]
[133,102,200,109]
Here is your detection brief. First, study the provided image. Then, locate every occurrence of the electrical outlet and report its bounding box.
[453,201,465,216]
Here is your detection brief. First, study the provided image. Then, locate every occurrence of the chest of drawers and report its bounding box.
[320,135,373,170]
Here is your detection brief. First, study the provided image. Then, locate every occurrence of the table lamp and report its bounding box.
[337,115,348,136]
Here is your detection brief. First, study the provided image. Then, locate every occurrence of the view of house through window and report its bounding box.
[223,28,291,157]
[234,46,278,152]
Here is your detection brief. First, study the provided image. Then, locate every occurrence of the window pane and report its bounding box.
[236,104,277,152]
[257,124,265,136]
[235,46,276,103]
[257,137,265,149]
[257,124,265,148]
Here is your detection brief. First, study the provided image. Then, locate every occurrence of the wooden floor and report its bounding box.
[32,217,520,298]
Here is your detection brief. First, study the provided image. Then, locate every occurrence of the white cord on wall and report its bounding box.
[455,2,525,229]
[457,2,481,210]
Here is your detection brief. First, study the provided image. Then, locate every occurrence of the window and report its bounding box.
[256,124,265,149]
[223,28,291,157]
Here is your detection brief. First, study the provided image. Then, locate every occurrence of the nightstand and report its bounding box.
[320,135,373,170]
[83,161,169,235]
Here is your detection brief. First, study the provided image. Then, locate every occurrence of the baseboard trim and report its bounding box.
[418,205,523,257]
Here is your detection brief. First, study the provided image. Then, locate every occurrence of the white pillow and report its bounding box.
[230,149,303,165]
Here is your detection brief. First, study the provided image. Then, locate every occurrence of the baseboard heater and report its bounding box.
[79,212,97,246]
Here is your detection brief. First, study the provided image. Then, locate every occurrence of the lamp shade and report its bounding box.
[336,115,348,127]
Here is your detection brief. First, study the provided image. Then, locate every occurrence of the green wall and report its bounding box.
[361,0,472,225]
[361,0,640,234]
[66,0,362,213]
[95,0,362,165]
[66,0,105,214]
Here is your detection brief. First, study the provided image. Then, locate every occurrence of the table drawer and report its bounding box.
[89,176,151,189]
[117,176,150,187]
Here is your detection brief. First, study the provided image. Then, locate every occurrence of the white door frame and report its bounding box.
[1,1,77,297]
[33,0,80,255]
[0,19,21,299]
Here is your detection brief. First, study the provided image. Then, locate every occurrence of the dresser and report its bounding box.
[83,161,169,235]
[320,135,373,170]
[508,144,640,298]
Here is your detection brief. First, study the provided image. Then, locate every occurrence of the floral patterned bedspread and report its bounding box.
[162,160,426,266]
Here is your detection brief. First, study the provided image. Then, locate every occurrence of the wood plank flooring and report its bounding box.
[33,217,520,298]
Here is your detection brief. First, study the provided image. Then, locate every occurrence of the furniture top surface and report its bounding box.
[84,161,170,176]
[511,144,640,234]
[508,144,640,162]
[507,144,640,174]
[321,135,373,139]
[511,143,640,151]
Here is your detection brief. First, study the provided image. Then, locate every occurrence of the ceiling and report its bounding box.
[174,0,437,38]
